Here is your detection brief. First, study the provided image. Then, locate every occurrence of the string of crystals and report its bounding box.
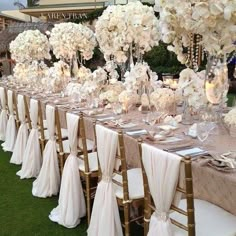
[186,34,202,72]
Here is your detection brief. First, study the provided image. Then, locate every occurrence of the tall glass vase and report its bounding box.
[182,100,194,125]
[205,55,229,106]
[205,55,229,123]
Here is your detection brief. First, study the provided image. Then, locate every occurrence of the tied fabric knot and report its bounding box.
[32,124,38,129]
[71,150,77,156]
[102,175,112,183]
[155,210,169,222]
[49,136,56,142]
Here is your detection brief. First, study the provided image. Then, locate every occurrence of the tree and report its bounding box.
[27,0,39,7]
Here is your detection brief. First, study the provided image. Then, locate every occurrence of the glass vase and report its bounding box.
[182,100,194,125]
[205,55,229,106]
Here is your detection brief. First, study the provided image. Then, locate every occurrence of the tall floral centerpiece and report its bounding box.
[49,22,97,77]
[96,2,160,65]
[96,2,160,111]
[10,29,51,85]
[157,0,236,110]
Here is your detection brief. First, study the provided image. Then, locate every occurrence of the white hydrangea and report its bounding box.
[10,30,51,63]
[224,108,236,126]
[49,22,97,60]
[150,88,175,111]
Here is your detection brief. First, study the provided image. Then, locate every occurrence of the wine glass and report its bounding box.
[112,102,123,115]
[197,122,216,147]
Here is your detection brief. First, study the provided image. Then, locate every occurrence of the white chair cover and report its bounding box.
[0,87,8,141]
[49,113,86,228]
[2,90,17,152]
[87,125,123,236]
[32,105,60,198]
[16,99,42,179]
[10,94,29,165]
[141,143,182,236]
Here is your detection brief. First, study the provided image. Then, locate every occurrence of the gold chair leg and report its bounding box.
[124,203,130,236]
[40,139,45,155]
[59,153,64,175]
[86,176,91,225]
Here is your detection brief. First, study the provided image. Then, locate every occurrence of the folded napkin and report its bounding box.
[188,123,197,138]
[126,129,148,136]
[163,114,182,127]
[97,116,116,122]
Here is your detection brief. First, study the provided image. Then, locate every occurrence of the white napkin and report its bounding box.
[188,123,197,138]
[163,114,182,127]
[126,129,147,136]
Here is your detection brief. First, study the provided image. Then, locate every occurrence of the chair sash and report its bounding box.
[16,99,42,179]
[10,94,28,165]
[32,105,60,198]
[141,143,182,236]
[49,113,86,228]
[87,125,122,236]
[2,90,17,152]
[0,87,8,141]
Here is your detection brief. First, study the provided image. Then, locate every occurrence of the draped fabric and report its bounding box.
[32,105,60,198]
[49,113,86,228]
[141,143,182,236]
[0,87,8,141]
[10,95,28,165]
[16,99,42,179]
[87,125,123,236]
[2,90,17,152]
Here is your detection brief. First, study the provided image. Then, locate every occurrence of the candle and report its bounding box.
[170,80,178,89]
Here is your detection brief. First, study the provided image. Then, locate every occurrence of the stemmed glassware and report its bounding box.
[197,122,216,147]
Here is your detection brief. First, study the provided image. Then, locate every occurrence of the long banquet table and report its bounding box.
[2,83,236,216]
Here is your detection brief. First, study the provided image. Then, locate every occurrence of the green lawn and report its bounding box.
[0,144,87,236]
[0,144,143,236]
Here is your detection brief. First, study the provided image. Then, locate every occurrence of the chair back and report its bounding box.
[78,112,93,174]
[13,91,20,129]
[138,141,195,236]
[38,100,46,152]
[55,107,65,174]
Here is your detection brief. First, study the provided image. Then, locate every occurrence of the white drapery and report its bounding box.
[10,94,28,165]
[2,90,17,152]
[49,113,86,228]
[0,87,7,141]
[87,125,123,236]
[141,143,182,236]
[32,105,60,198]
[16,99,42,179]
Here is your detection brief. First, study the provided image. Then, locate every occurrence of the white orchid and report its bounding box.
[177,68,207,109]
[157,0,236,62]
[95,2,160,63]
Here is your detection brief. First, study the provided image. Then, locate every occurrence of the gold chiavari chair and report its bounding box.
[94,124,144,236]
[23,95,32,131]
[13,91,20,130]
[138,140,195,236]
[78,114,98,224]
[38,100,46,153]
[55,107,67,175]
